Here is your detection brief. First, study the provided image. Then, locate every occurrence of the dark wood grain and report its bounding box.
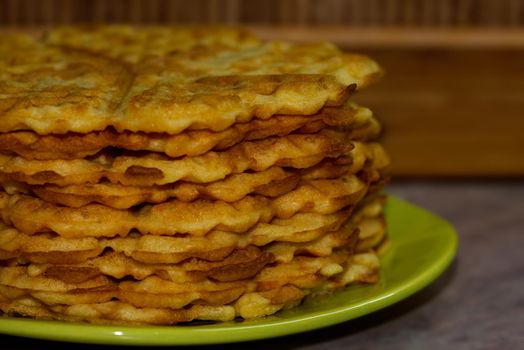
[1,0,524,27]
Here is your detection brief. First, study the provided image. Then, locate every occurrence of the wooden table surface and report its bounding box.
[1,180,522,349]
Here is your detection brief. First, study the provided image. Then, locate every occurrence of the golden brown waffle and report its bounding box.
[0,197,385,266]
[0,290,295,325]
[0,248,379,321]
[45,26,261,64]
[1,226,359,284]
[0,249,380,324]
[0,131,351,186]
[21,167,301,209]
[0,174,367,237]
[0,27,381,135]
[0,210,350,263]
[0,102,379,160]
[0,39,133,135]
[0,26,389,325]
[0,142,389,209]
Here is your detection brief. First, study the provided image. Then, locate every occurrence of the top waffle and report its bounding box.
[44,25,261,63]
[0,27,382,135]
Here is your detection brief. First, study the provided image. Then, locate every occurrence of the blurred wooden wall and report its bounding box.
[1,0,524,26]
[1,0,523,178]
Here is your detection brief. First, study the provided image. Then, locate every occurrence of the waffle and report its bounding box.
[0,102,379,160]
[1,29,380,135]
[0,25,390,325]
[0,131,352,186]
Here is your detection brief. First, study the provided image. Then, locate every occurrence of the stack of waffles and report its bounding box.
[0,26,390,324]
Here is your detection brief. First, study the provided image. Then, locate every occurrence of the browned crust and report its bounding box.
[0,28,382,135]
[0,102,367,160]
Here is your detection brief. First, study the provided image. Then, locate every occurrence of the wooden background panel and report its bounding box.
[354,49,524,178]
[252,26,524,49]
[1,0,524,27]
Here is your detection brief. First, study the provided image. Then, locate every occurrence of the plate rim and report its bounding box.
[0,195,458,345]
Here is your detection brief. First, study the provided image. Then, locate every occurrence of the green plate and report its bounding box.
[0,196,458,345]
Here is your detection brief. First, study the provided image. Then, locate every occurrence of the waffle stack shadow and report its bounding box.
[0,27,390,325]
